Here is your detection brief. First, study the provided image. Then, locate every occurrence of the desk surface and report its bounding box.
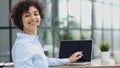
[1,60,120,68]
[49,60,120,68]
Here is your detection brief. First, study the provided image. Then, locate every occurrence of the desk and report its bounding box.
[49,60,120,68]
[1,60,120,68]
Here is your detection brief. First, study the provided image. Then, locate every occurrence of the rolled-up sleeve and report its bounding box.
[47,57,70,66]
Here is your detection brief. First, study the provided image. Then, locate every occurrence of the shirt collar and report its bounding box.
[17,32,39,40]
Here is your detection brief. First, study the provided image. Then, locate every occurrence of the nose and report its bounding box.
[30,15,35,22]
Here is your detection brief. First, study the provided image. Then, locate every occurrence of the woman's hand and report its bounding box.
[69,51,83,63]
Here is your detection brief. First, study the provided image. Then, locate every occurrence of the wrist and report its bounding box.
[69,58,73,63]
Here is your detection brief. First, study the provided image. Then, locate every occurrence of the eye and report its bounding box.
[34,13,39,16]
[23,12,30,17]
[25,14,30,17]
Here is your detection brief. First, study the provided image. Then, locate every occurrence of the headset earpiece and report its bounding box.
[19,17,23,30]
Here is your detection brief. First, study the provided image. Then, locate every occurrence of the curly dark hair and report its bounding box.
[10,0,44,30]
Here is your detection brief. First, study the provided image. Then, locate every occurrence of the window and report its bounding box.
[1,0,120,62]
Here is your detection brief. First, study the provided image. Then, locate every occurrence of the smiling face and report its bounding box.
[22,6,41,32]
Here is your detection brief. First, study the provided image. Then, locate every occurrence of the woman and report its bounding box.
[10,0,83,68]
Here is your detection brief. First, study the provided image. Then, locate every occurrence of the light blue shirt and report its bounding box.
[12,33,69,68]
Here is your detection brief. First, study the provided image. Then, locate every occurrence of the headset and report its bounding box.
[18,17,23,30]
[17,16,42,30]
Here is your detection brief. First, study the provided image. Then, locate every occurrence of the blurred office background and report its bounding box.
[0,0,120,62]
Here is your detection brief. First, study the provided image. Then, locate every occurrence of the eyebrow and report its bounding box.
[34,11,39,14]
[25,11,39,14]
